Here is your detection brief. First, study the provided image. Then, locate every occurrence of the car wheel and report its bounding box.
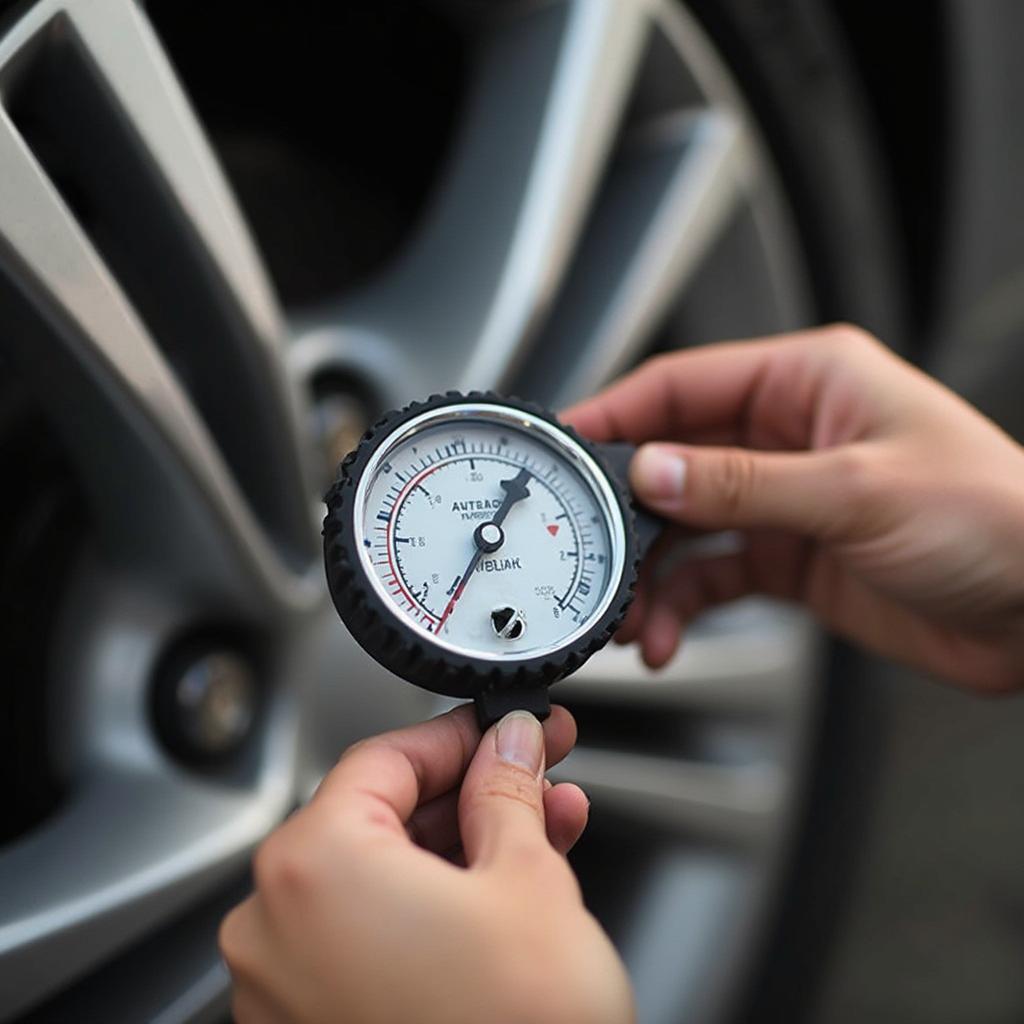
[0,1,904,1021]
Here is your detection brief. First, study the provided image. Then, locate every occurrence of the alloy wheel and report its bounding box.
[0,2,819,1021]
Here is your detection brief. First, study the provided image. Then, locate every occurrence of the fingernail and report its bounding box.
[632,445,686,501]
[496,711,544,773]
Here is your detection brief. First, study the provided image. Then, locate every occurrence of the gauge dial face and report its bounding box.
[353,405,627,662]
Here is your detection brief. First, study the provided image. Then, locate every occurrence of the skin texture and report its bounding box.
[565,324,1024,692]
[221,705,635,1024]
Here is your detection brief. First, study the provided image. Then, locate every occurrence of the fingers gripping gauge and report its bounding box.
[323,393,661,729]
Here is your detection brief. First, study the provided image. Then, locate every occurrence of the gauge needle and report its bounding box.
[493,468,531,525]
[436,468,531,632]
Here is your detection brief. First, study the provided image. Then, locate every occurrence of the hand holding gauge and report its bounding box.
[323,393,662,728]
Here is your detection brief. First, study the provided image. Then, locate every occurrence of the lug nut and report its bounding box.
[152,641,260,764]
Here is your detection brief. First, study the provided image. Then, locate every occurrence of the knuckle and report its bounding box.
[833,444,888,505]
[474,767,543,813]
[819,446,881,534]
[337,735,374,763]
[822,321,881,352]
[218,905,256,978]
[711,449,759,519]
[827,444,920,542]
[830,445,874,499]
[252,831,316,898]
[629,352,678,399]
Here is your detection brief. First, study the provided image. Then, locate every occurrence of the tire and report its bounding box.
[685,0,907,341]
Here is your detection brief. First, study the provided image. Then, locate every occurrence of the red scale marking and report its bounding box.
[381,460,447,625]
[546,524,559,536]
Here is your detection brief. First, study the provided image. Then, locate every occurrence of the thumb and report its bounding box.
[458,711,550,870]
[630,442,856,537]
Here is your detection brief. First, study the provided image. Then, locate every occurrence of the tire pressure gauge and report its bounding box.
[323,392,661,729]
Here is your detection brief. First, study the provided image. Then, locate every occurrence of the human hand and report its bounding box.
[220,705,634,1024]
[565,325,1024,693]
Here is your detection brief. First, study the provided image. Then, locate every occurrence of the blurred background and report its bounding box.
[1,1,1023,1021]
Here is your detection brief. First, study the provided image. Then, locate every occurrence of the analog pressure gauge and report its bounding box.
[323,393,660,727]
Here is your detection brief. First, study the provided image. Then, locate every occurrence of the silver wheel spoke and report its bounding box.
[0,4,317,614]
[62,0,282,352]
[0,110,312,611]
[551,746,781,848]
[0,769,284,1018]
[62,0,314,555]
[527,108,750,405]
[618,849,757,1024]
[555,602,816,714]
[336,0,648,397]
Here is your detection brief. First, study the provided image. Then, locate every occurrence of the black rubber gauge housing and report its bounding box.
[322,392,647,728]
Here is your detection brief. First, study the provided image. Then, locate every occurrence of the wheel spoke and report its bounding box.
[550,745,781,848]
[553,606,814,849]
[0,0,321,613]
[0,765,286,1018]
[63,0,283,351]
[616,849,757,1024]
[0,105,315,613]
[69,0,315,550]
[335,0,649,398]
[521,108,750,405]
[555,602,817,715]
